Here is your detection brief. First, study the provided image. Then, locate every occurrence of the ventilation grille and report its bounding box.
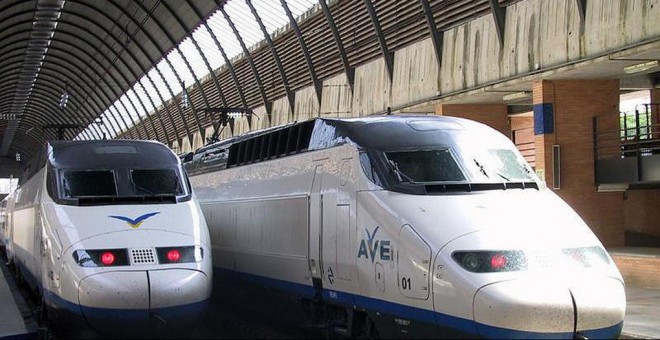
[130,248,156,265]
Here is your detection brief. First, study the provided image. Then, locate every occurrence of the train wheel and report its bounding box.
[37,296,52,338]
[359,316,380,339]
[12,264,24,286]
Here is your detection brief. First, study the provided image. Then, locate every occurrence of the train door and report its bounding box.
[309,163,324,293]
[319,158,356,293]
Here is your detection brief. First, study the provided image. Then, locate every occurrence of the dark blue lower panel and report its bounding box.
[215,268,623,339]
[44,289,208,337]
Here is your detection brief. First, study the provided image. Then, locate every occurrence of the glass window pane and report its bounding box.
[131,169,182,195]
[384,149,465,183]
[62,170,117,197]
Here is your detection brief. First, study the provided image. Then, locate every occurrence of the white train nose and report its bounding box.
[473,276,625,339]
[77,269,210,334]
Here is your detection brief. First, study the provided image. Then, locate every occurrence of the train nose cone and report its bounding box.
[570,277,625,339]
[78,270,210,335]
[472,276,625,339]
[78,271,151,333]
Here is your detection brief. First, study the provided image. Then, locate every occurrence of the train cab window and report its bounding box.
[62,170,117,197]
[359,152,383,187]
[384,149,465,183]
[130,169,184,196]
[468,149,535,182]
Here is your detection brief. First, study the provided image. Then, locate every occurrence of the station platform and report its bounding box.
[612,247,660,339]
[0,260,38,339]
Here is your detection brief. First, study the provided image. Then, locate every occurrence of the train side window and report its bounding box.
[267,133,276,159]
[259,135,268,160]
[359,152,383,187]
[46,166,57,199]
[286,125,298,154]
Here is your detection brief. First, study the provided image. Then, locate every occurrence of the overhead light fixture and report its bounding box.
[59,91,69,109]
[623,60,659,74]
[503,91,530,102]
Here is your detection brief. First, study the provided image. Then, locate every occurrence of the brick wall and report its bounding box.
[623,188,660,238]
[510,115,535,167]
[533,80,625,247]
[611,254,660,289]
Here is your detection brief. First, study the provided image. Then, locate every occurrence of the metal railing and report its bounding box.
[594,104,660,160]
[593,103,660,186]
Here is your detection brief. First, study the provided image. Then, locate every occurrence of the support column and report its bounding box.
[533,79,624,247]
[652,89,660,126]
[435,103,509,137]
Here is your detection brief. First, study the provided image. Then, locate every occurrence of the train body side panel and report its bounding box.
[202,196,311,287]
[191,145,363,297]
[11,168,46,290]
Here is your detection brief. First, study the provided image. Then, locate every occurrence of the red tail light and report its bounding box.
[156,246,201,264]
[490,254,507,269]
[101,251,115,265]
[453,250,527,273]
[167,249,181,262]
[73,249,128,267]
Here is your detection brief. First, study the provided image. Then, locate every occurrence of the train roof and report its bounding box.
[198,114,488,151]
[184,114,496,174]
[311,114,487,150]
[47,139,180,169]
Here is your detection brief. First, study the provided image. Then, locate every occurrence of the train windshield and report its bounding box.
[384,149,465,183]
[130,169,184,195]
[375,145,536,189]
[62,170,117,197]
[58,167,189,204]
[466,148,536,182]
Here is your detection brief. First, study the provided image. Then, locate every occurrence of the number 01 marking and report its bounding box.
[401,277,411,290]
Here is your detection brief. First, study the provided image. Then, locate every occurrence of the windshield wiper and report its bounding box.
[496,172,510,181]
[473,159,489,179]
[133,182,157,196]
[62,178,71,197]
[387,159,415,183]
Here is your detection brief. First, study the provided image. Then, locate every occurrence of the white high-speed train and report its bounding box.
[184,115,626,339]
[5,140,212,337]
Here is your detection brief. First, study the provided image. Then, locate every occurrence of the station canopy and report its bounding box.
[0,0,325,163]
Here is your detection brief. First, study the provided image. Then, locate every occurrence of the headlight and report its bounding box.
[561,246,610,268]
[452,250,528,273]
[73,246,203,267]
[156,245,203,263]
[73,249,129,267]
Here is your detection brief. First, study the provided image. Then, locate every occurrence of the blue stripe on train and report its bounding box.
[43,288,208,320]
[215,267,622,339]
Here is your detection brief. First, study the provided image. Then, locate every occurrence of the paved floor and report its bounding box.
[621,285,660,339]
[0,260,37,339]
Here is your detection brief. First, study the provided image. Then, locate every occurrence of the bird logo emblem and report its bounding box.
[108,212,160,229]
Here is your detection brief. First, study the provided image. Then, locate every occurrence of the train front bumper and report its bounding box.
[473,276,625,339]
[77,269,210,335]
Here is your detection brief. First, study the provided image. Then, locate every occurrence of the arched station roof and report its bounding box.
[0,0,224,162]
[1,0,509,166]
[3,0,656,172]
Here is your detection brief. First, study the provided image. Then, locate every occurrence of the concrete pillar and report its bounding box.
[435,103,509,137]
[532,79,624,247]
[652,89,660,128]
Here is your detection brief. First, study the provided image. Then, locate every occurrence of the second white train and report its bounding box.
[4,140,212,337]
[184,115,626,339]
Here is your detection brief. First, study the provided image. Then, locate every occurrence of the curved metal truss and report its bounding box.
[1,0,511,164]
